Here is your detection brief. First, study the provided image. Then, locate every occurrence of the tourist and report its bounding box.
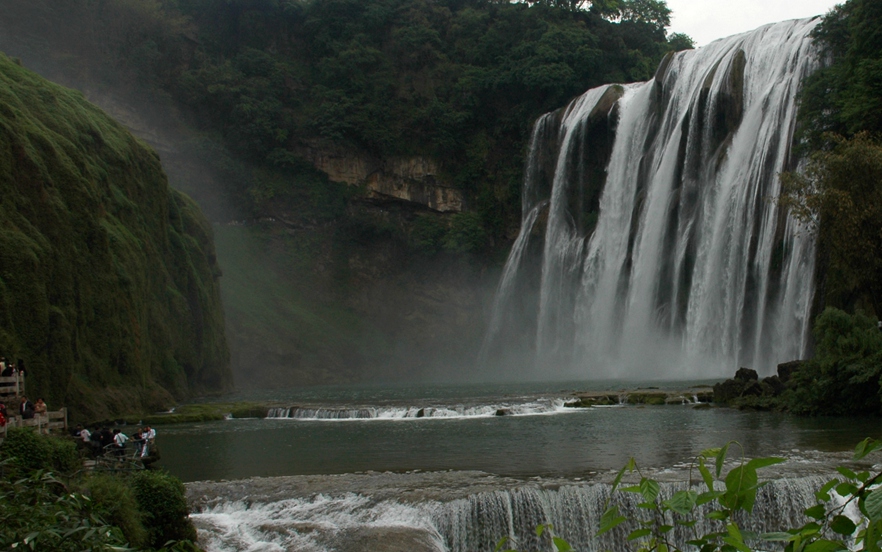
[34,398,47,416]
[96,427,114,452]
[19,396,34,419]
[132,428,145,456]
[0,402,6,419]
[112,429,128,456]
[0,358,11,377]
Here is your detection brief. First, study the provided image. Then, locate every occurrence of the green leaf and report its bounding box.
[835,482,858,498]
[598,506,627,536]
[494,536,511,552]
[804,539,847,552]
[628,528,653,541]
[854,438,882,460]
[708,510,729,521]
[724,465,759,512]
[699,457,715,490]
[863,488,882,522]
[805,504,827,520]
[716,443,730,477]
[663,490,698,515]
[536,525,548,537]
[799,522,822,537]
[638,477,659,502]
[660,525,674,534]
[830,515,857,536]
[816,479,838,502]
[552,536,572,552]
[697,490,724,505]
[836,466,857,480]
[621,485,642,493]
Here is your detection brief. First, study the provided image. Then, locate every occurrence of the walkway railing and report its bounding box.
[0,373,25,399]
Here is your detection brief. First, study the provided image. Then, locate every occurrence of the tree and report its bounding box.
[780,133,882,314]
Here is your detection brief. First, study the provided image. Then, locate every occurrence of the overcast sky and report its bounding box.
[666,0,843,47]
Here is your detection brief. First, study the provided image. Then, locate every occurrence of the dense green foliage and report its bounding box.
[1,0,688,237]
[0,53,231,420]
[781,134,882,315]
[798,0,882,147]
[0,429,199,551]
[787,308,882,416]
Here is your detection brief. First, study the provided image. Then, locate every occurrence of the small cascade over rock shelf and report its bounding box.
[482,19,821,378]
[190,473,834,552]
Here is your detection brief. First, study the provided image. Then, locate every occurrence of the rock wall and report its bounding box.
[300,145,465,212]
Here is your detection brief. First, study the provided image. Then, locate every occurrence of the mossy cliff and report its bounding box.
[0,53,231,420]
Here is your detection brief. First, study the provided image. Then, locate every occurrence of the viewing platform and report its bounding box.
[0,372,68,443]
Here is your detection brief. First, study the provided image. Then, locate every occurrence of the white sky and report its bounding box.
[666,0,843,47]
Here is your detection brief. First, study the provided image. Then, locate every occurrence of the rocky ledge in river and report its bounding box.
[566,387,714,408]
[712,361,803,410]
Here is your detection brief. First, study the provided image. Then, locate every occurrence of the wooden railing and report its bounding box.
[0,409,68,441]
[0,373,25,398]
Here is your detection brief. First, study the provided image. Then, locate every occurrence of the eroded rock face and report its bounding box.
[300,145,464,212]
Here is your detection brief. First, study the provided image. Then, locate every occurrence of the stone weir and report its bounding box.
[567,387,714,407]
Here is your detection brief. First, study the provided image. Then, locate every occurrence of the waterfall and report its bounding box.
[482,19,821,378]
[191,475,833,552]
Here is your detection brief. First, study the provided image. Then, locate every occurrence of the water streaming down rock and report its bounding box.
[482,19,821,378]
[191,474,830,552]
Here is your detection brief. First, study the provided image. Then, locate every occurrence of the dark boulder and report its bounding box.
[762,375,786,396]
[734,367,758,382]
[713,379,746,404]
[495,408,511,416]
[777,360,803,384]
[741,381,764,397]
[415,408,425,418]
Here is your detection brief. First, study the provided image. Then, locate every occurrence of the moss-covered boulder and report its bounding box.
[0,53,230,420]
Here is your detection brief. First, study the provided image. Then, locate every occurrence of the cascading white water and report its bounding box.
[483,19,821,378]
[190,475,832,552]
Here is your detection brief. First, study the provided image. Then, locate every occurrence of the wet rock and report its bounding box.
[762,375,786,396]
[415,408,425,418]
[741,381,764,397]
[777,360,803,384]
[495,408,511,416]
[734,367,758,382]
[713,379,746,404]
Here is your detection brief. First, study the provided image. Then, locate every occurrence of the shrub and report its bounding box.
[82,473,149,548]
[131,470,197,547]
[442,212,487,253]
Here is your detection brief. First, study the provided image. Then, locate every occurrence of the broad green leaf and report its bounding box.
[640,478,661,502]
[745,457,785,471]
[716,443,730,477]
[863,488,882,522]
[678,520,698,528]
[724,465,759,512]
[799,522,822,537]
[660,525,674,534]
[622,485,642,494]
[697,490,724,505]
[708,510,729,521]
[699,458,715,490]
[628,528,653,541]
[836,466,857,480]
[835,482,858,498]
[816,479,838,502]
[536,525,547,537]
[598,506,627,536]
[552,536,573,552]
[804,539,847,552]
[664,490,698,515]
[494,536,511,552]
[830,515,857,536]
[722,536,751,552]
[857,471,870,484]
[854,438,882,460]
[805,504,827,520]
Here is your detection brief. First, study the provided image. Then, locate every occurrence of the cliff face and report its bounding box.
[0,54,231,420]
[299,144,465,212]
